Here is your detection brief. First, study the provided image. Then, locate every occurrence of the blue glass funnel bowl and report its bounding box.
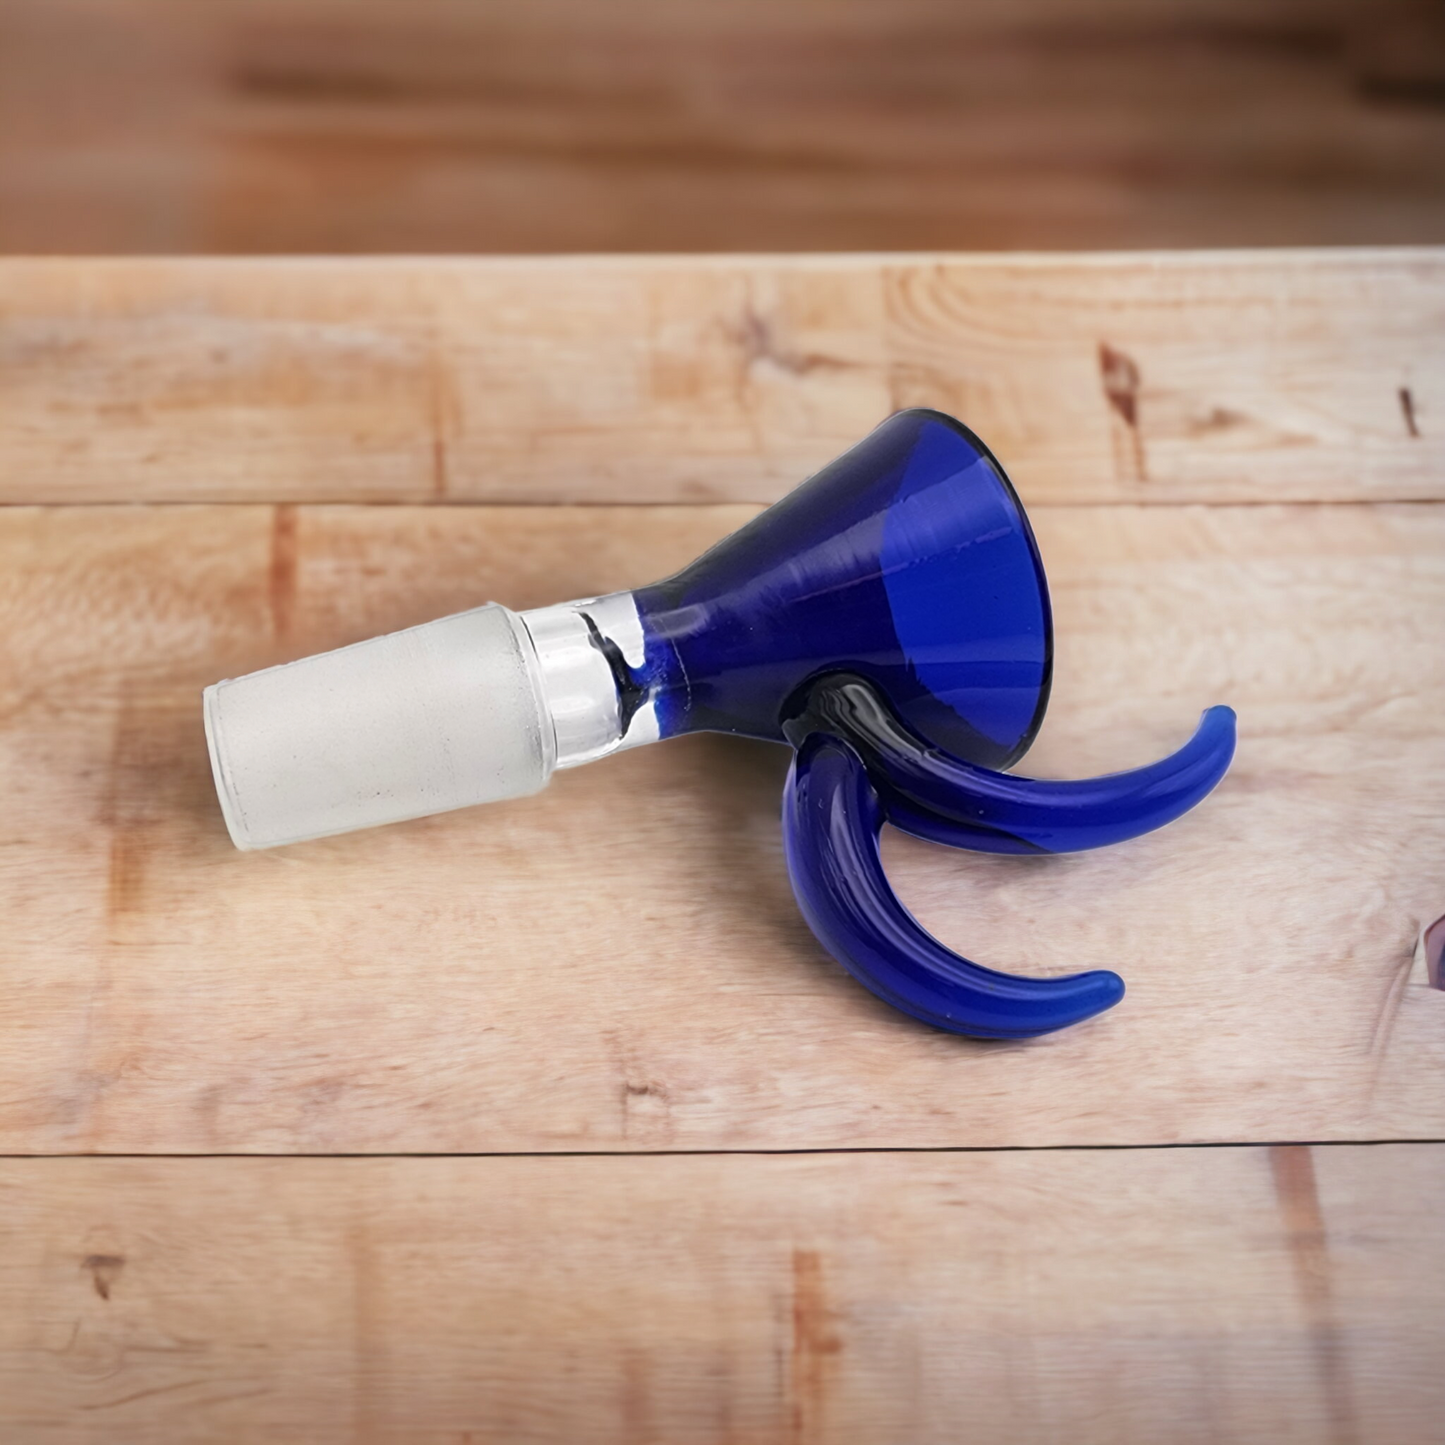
[621,409,1237,1039]
[631,409,1052,770]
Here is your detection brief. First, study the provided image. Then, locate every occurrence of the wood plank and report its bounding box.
[4,0,1445,257]
[0,251,1441,507]
[2,501,1441,1153]
[1,1145,1441,1443]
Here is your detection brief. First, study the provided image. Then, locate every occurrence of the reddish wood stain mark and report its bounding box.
[350,1217,384,1444]
[1098,341,1140,427]
[106,830,146,920]
[81,1254,125,1301]
[103,694,148,922]
[619,1347,651,1441]
[1399,386,1420,438]
[1098,342,1147,481]
[428,350,452,498]
[268,504,298,640]
[1268,1146,1360,1445]
[790,1249,842,1443]
[430,425,449,498]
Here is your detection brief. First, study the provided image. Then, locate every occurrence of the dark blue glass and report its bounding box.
[780,676,1233,1037]
[787,674,1237,859]
[631,409,1050,770]
[617,409,1235,1039]
[782,732,1127,1039]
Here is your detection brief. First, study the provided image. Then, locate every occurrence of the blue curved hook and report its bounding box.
[789,675,1237,856]
[780,675,1236,1038]
[783,733,1126,1038]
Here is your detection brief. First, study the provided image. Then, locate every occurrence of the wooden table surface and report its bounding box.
[1,250,1442,1441]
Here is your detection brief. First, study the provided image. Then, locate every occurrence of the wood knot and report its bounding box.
[81,1254,125,1301]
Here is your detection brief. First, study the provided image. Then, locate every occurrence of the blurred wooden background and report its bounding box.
[2,0,1444,255]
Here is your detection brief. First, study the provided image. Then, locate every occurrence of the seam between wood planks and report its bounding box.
[2,1139,1442,1161]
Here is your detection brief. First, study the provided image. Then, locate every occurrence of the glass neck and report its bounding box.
[518,591,663,767]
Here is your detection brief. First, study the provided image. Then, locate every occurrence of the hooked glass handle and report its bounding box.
[780,674,1236,1038]
[783,733,1127,1038]
[786,675,1236,856]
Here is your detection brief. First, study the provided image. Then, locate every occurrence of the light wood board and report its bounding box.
[1,251,1442,1441]
[2,1146,1442,1444]
[2,499,1441,1153]
[1,251,1441,508]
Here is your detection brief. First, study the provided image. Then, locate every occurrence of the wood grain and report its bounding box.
[3,0,1445,256]
[2,249,1441,1434]
[1,1145,1441,1443]
[2,500,1441,1153]
[1,252,1442,507]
